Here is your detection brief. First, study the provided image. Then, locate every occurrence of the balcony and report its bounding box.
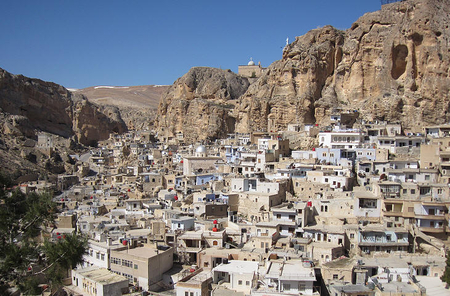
[382,193,401,199]
[383,211,403,217]
[418,226,445,233]
[415,214,446,220]
[359,241,409,247]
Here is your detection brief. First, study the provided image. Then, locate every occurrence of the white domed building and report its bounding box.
[195,145,207,157]
[182,145,222,176]
[238,57,266,78]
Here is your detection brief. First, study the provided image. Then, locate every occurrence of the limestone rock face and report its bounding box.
[156,67,250,142]
[235,0,450,133]
[0,68,127,145]
[235,26,344,132]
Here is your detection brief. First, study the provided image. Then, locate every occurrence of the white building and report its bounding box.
[212,260,259,294]
[82,238,125,269]
[65,266,128,296]
[318,130,363,149]
[253,261,317,296]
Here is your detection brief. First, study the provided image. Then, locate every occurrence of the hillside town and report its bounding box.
[22,115,450,296]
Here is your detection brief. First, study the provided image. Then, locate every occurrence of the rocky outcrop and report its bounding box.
[0,68,127,145]
[235,0,450,133]
[156,67,250,142]
[235,26,344,132]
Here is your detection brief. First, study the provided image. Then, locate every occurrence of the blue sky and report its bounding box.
[1,1,380,89]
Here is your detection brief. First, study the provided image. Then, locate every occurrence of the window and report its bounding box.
[283,283,290,291]
[333,274,338,280]
[122,259,133,268]
[213,241,218,246]
[350,233,355,239]
[246,281,250,286]
[238,280,242,285]
[100,254,105,261]
[425,175,430,181]
[411,189,416,194]
[111,257,121,265]
[420,187,431,195]
[438,189,443,194]
[134,264,138,269]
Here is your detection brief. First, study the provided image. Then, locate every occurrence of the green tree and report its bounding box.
[441,251,450,287]
[0,173,87,295]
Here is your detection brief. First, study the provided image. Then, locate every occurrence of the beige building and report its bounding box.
[183,145,222,175]
[175,269,212,296]
[141,172,163,193]
[321,256,355,285]
[238,58,265,78]
[57,213,77,229]
[110,244,174,291]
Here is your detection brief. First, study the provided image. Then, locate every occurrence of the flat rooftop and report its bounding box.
[115,246,162,258]
[76,266,127,284]
[213,260,259,274]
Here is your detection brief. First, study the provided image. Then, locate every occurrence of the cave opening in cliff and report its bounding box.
[391,44,408,80]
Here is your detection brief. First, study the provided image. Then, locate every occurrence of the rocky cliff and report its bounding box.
[0,68,127,145]
[235,0,450,133]
[156,67,250,142]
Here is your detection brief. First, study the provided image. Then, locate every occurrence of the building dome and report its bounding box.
[196,145,207,153]
[247,59,255,66]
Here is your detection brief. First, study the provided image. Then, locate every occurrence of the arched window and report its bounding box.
[213,241,218,246]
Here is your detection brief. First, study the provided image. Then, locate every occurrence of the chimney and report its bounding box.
[107,236,112,246]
